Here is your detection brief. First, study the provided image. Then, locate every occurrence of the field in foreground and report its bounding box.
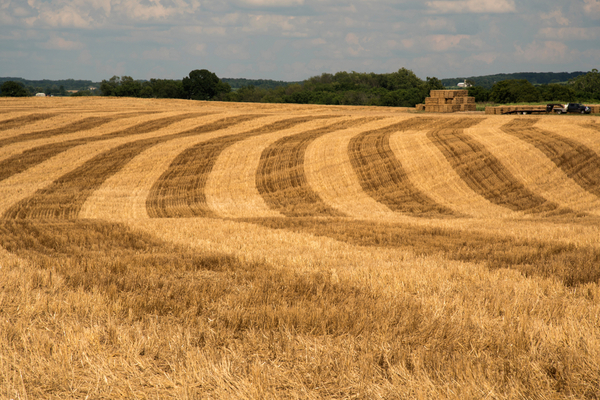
[1,97,599,399]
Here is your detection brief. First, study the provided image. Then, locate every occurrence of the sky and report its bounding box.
[1,0,599,82]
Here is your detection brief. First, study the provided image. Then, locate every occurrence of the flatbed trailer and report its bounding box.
[501,104,561,115]
[501,103,592,115]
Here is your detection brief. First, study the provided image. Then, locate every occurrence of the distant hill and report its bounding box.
[441,72,586,89]
[221,78,301,91]
[0,77,100,93]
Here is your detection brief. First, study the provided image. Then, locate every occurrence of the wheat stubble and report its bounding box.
[388,117,519,218]
[147,115,336,218]
[256,118,379,217]
[468,118,600,216]
[0,113,209,183]
[348,117,457,217]
[428,123,566,215]
[501,118,600,198]
[3,115,263,220]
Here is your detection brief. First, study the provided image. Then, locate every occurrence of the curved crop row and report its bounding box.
[0,112,148,148]
[502,119,600,198]
[0,113,208,183]
[0,113,58,132]
[147,116,335,218]
[244,216,600,286]
[3,114,263,220]
[428,123,566,215]
[256,118,378,217]
[348,117,457,217]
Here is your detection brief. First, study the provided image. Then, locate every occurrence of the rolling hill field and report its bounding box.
[1,97,599,399]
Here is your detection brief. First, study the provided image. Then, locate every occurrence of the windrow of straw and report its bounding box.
[427,125,565,215]
[501,118,600,198]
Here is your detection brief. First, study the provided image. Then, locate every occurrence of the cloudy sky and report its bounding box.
[1,0,599,82]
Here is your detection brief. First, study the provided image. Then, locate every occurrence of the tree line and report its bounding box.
[441,71,587,89]
[2,69,599,106]
[467,70,600,103]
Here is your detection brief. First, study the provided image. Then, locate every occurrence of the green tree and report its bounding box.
[0,81,29,97]
[385,68,423,91]
[570,69,600,100]
[538,84,575,102]
[118,76,142,97]
[490,80,541,103]
[467,86,490,102]
[183,69,231,100]
[100,76,121,96]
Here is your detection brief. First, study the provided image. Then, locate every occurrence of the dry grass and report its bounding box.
[428,120,568,215]
[348,117,456,216]
[0,113,208,183]
[501,119,600,197]
[0,112,152,148]
[256,118,378,217]
[1,97,600,399]
[147,115,336,218]
[3,114,263,219]
[0,113,58,132]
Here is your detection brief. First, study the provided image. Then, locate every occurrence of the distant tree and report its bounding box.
[570,69,600,100]
[100,76,121,96]
[490,80,541,103]
[117,76,142,97]
[538,84,575,102]
[0,81,29,97]
[183,69,231,100]
[467,86,490,102]
[424,77,445,92]
[384,68,423,91]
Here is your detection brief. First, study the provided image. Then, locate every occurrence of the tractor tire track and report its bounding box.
[147,115,336,218]
[388,118,519,218]
[348,117,458,217]
[3,114,263,220]
[501,119,600,198]
[0,112,147,148]
[428,123,564,215]
[0,113,209,183]
[256,118,378,217]
[0,113,58,132]
[467,118,600,216]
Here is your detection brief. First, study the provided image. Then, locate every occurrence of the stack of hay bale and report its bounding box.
[422,90,476,113]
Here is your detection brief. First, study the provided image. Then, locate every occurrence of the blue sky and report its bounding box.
[1,0,599,82]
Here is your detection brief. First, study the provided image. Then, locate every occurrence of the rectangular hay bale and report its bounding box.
[425,97,442,105]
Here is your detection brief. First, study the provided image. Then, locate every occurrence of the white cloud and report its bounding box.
[215,43,251,60]
[236,0,304,7]
[420,17,456,32]
[142,47,180,60]
[469,52,497,64]
[426,34,470,51]
[583,0,600,18]
[514,41,568,63]
[538,26,600,40]
[540,10,570,26]
[426,0,515,14]
[36,6,92,28]
[42,36,85,50]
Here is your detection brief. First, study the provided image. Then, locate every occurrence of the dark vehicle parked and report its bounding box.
[553,103,591,114]
[501,103,591,115]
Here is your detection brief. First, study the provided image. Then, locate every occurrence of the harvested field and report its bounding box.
[1,97,600,399]
[428,120,566,215]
